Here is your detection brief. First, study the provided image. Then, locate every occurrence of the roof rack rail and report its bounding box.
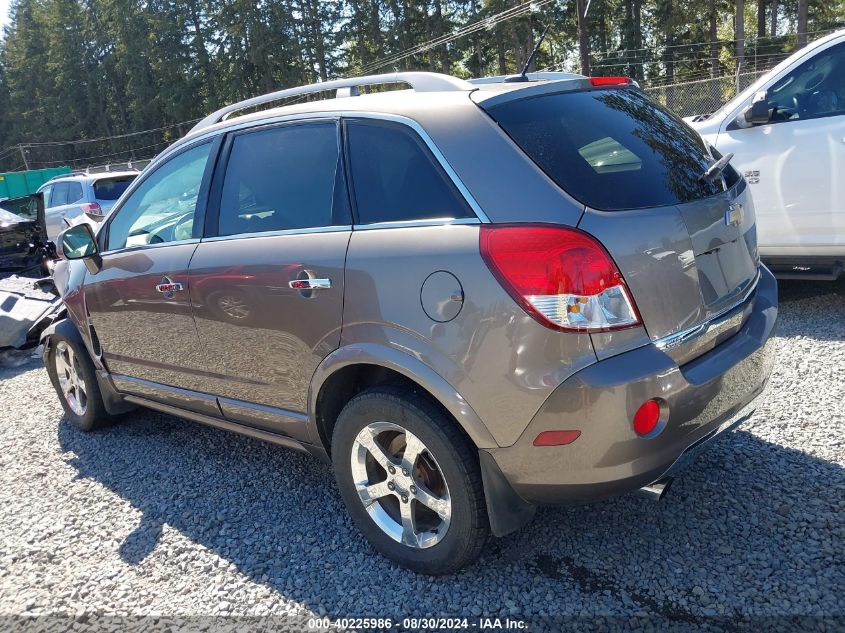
[468,72,584,85]
[191,72,473,134]
[44,170,88,183]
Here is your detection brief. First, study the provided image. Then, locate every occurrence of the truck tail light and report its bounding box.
[480,225,641,332]
[81,203,102,216]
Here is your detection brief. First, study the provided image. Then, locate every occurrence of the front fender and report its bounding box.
[308,342,498,450]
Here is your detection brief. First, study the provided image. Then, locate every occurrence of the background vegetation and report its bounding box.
[0,0,843,170]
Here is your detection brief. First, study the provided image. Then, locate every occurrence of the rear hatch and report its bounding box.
[93,175,136,213]
[478,83,759,357]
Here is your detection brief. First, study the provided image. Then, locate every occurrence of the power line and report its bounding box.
[358,0,556,75]
[26,140,173,167]
[20,118,202,148]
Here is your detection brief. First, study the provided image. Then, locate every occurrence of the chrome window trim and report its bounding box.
[157,110,490,230]
[100,238,201,257]
[655,270,761,351]
[354,217,481,231]
[155,113,342,170]
[201,225,352,243]
[341,111,490,223]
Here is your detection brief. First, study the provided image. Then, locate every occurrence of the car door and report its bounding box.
[715,41,845,254]
[82,139,220,414]
[44,181,69,240]
[188,119,351,440]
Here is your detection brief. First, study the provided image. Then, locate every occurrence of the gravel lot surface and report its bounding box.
[0,280,843,632]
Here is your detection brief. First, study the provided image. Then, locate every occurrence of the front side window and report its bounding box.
[345,119,474,224]
[217,122,346,236]
[766,43,845,123]
[107,142,212,251]
[40,184,53,208]
[487,88,725,211]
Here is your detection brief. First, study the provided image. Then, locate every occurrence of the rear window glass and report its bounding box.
[488,88,725,211]
[94,176,136,201]
[346,119,474,224]
[217,122,347,236]
[66,181,84,204]
[50,182,69,207]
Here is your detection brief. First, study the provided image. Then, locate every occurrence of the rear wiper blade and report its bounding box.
[699,152,734,181]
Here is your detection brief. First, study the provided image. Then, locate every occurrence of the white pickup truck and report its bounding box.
[689,29,845,280]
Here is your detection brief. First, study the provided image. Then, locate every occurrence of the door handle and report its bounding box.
[155,282,184,293]
[289,278,331,290]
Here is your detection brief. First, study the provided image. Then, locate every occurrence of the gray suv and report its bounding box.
[44,72,778,575]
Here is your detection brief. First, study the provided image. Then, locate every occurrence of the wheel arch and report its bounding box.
[41,316,133,416]
[308,343,498,453]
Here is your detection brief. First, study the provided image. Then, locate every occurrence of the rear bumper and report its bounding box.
[485,266,778,506]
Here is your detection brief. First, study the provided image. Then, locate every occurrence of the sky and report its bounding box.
[0,0,9,30]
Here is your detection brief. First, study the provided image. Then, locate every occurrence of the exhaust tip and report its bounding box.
[636,476,673,501]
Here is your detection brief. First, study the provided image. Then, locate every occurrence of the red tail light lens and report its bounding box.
[80,202,102,216]
[533,430,581,446]
[633,399,662,436]
[480,225,641,332]
[589,76,631,86]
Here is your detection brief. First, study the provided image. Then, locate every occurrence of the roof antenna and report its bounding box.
[506,24,551,82]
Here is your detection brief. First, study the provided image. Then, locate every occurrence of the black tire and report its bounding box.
[45,334,113,432]
[332,385,489,575]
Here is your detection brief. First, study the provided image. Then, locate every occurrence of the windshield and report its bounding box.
[487,88,731,211]
[0,207,25,225]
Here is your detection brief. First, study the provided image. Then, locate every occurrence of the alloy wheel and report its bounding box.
[54,341,88,416]
[217,295,250,320]
[350,421,452,549]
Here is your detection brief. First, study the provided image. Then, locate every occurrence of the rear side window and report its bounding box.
[487,88,724,211]
[345,119,474,224]
[217,122,347,236]
[50,182,69,207]
[94,176,135,201]
[66,181,84,204]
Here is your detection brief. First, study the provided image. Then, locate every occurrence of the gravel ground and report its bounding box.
[0,280,843,632]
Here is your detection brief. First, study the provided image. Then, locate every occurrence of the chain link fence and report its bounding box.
[642,70,771,118]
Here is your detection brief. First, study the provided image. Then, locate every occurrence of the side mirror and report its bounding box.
[57,223,102,273]
[743,90,771,126]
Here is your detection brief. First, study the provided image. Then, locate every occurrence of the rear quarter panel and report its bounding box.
[338,223,597,447]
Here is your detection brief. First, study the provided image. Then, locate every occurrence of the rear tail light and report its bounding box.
[81,203,102,216]
[589,76,631,86]
[480,225,641,332]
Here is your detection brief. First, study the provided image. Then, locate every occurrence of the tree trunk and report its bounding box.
[575,0,591,75]
[633,0,642,80]
[497,38,507,75]
[309,0,328,81]
[735,0,745,73]
[431,0,450,74]
[797,0,808,48]
[757,0,766,38]
[770,0,777,37]
[710,0,719,78]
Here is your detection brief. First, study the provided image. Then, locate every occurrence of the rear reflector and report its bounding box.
[589,76,631,86]
[533,430,581,446]
[480,225,641,332]
[633,399,661,436]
